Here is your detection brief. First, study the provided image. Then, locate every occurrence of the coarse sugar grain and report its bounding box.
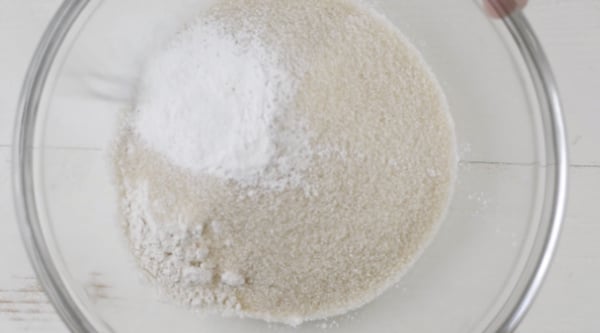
[114,0,457,326]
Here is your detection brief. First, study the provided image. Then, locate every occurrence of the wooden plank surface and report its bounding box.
[0,0,599,332]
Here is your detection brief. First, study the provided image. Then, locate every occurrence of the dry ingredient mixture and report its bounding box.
[114,0,456,326]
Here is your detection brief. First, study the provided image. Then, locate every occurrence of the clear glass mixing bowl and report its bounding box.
[13,0,568,332]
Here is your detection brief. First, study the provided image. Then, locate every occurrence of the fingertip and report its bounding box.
[484,0,528,19]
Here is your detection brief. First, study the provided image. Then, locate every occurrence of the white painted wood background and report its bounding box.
[0,0,598,332]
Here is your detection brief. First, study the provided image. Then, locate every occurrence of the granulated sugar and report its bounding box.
[114,0,456,326]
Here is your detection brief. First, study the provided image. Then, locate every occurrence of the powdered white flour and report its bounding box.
[133,19,311,190]
[114,0,456,326]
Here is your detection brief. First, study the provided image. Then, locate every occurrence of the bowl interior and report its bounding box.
[28,0,548,332]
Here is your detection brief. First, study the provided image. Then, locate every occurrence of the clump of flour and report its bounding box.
[114,0,457,326]
[133,17,311,190]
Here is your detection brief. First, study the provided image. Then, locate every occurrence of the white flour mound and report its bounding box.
[114,0,457,326]
[133,18,310,191]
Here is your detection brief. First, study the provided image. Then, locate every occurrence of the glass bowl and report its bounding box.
[13,0,568,332]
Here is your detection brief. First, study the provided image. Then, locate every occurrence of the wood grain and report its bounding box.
[0,276,61,332]
[0,1,599,332]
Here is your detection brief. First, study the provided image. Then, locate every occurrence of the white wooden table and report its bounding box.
[1,1,599,332]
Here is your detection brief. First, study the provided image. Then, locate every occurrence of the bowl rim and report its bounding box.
[12,1,568,332]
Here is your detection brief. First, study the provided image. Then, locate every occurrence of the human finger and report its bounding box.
[484,0,528,18]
